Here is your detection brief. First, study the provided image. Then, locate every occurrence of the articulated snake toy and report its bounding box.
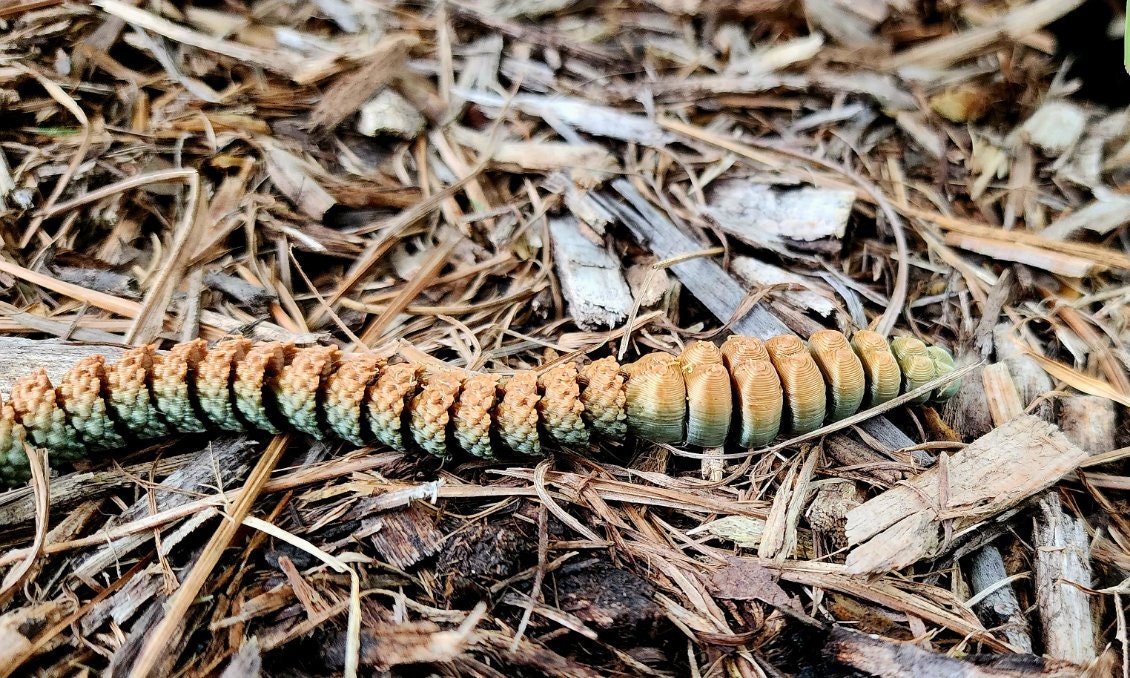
[0,329,958,487]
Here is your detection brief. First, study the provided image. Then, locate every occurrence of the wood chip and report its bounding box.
[548,217,633,329]
[845,416,1088,574]
[705,180,855,249]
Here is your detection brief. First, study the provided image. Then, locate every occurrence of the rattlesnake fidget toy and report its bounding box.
[0,329,958,486]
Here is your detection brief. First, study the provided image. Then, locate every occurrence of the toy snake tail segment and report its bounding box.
[0,330,960,487]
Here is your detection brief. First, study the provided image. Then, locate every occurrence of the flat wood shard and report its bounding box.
[844,415,1088,574]
[548,217,634,329]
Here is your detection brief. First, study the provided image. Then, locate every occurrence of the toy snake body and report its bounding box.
[0,330,957,486]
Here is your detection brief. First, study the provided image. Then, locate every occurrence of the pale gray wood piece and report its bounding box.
[730,256,836,317]
[969,545,1033,653]
[456,90,673,146]
[598,180,790,340]
[601,179,919,451]
[0,337,126,396]
[548,216,634,329]
[704,180,854,250]
[1034,492,1097,664]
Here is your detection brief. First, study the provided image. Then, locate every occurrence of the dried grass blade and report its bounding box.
[0,447,48,608]
[92,0,304,75]
[126,172,207,345]
[17,66,92,248]
[1023,351,1130,408]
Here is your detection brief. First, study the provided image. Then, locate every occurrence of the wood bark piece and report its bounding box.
[548,217,634,329]
[824,626,1094,678]
[969,545,1033,653]
[1030,391,1112,665]
[0,338,124,396]
[845,415,1087,574]
[981,362,1024,425]
[1033,493,1097,665]
[730,256,836,317]
[703,180,855,250]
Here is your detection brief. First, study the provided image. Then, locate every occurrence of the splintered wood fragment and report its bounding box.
[362,504,444,570]
[704,180,854,250]
[944,233,1099,278]
[547,217,634,329]
[758,449,817,560]
[455,90,674,146]
[845,415,1087,574]
[730,256,836,317]
[885,0,1084,70]
[1034,493,1097,665]
[1041,189,1130,240]
[1010,100,1088,158]
[981,363,1024,424]
[895,112,945,158]
[969,546,1033,653]
[824,626,1088,678]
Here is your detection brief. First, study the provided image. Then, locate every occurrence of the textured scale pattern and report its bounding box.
[58,356,126,451]
[151,339,209,433]
[0,331,960,487]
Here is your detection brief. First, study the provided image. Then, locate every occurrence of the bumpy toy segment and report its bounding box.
[0,330,958,486]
